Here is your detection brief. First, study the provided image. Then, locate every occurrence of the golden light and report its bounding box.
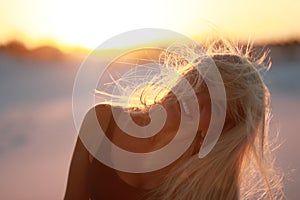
[0,0,216,51]
[0,0,299,51]
[40,0,213,50]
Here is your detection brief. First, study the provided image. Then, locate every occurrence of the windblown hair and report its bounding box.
[144,40,283,200]
[97,39,284,199]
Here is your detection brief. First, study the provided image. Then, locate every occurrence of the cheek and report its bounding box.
[199,107,210,130]
[164,102,181,127]
[198,100,211,131]
[163,98,212,132]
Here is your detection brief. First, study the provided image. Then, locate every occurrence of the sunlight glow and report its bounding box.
[0,0,299,50]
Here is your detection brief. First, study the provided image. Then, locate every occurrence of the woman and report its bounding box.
[64,40,283,199]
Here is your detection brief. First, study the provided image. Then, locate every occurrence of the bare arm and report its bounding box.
[64,137,90,200]
[64,104,112,200]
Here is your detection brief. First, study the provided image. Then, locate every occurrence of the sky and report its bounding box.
[0,0,299,50]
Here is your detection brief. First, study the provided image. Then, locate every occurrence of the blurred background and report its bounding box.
[0,0,299,199]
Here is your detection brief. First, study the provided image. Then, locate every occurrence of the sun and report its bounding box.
[0,0,213,51]
[41,0,169,50]
[1,0,298,51]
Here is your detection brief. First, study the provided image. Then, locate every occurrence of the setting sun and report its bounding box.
[0,0,299,50]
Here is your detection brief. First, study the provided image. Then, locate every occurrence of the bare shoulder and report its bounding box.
[93,104,124,123]
[81,104,114,132]
[94,104,113,120]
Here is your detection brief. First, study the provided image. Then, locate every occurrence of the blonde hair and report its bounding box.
[144,40,283,199]
[97,39,284,199]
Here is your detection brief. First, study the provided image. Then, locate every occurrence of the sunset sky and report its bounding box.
[0,0,299,50]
